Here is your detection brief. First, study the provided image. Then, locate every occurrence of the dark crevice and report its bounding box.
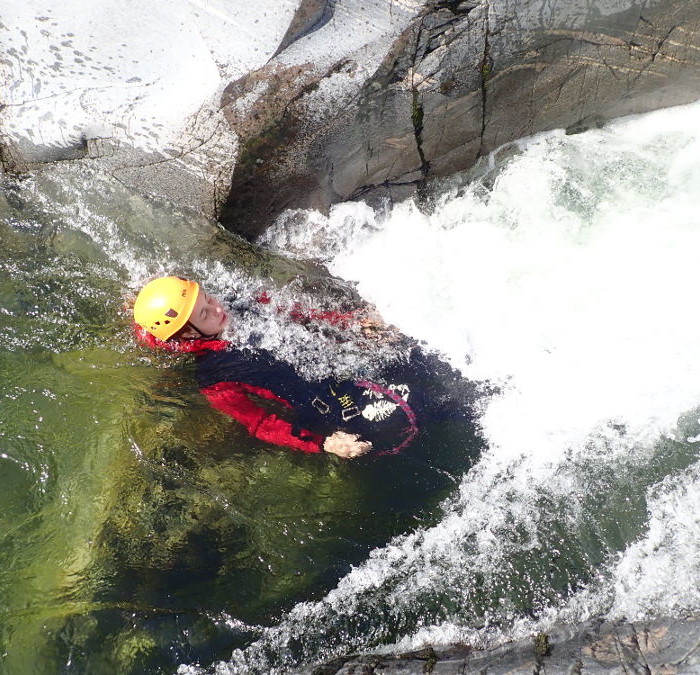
[477,1,492,159]
[631,22,678,84]
[411,89,427,173]
[348,176,425,202]
[422,2,479,60]
[410,21,430,200]
[430,0,479,14]
[629,625,653,675]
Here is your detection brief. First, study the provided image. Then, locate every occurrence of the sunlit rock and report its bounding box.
[219,0,700,238]
[3,0,700,237]
[0,0,327,215]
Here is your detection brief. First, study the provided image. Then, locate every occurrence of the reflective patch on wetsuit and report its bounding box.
[388,383,410,401]
[335,393,352,408]
[362,399,398,421]
[326,384,363,421]
[312,397,330,414]
[341,405,361,421]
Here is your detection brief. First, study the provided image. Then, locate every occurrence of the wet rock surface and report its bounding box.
[0,0,424,220]
[219,0,700,239]
[4,2,700,231]
[308,616,700,674]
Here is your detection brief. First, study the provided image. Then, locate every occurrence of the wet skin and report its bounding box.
[180,291,228,339]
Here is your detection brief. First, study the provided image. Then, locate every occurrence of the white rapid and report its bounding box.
[211,100,700,672]
[328,106,700,466]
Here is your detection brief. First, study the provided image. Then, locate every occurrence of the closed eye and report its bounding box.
[201,294,212,319]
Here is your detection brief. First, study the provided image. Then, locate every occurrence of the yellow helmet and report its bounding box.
[133,276,200,341]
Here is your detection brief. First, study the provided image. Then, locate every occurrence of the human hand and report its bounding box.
[323,431,372,459]
[357,310,403,344]
[359,311,387,337]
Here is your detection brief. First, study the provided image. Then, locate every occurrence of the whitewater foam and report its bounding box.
[226,100,700,671]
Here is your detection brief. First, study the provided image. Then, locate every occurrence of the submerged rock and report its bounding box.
[310,616,700,674]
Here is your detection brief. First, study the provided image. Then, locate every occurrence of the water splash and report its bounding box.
[217,101,700,672]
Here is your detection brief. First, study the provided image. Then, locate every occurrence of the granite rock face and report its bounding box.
[0,0,425,220]
[3,1,700,235]
[0,0,357,217]
[308,616,700,674]
[219,0,700,239]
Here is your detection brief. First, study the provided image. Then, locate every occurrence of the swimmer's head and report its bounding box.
[134,276,227,341]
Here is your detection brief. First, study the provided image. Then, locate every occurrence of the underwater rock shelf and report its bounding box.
[311,616,700,674]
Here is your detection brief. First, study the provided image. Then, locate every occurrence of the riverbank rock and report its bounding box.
[309,615,700,674]
[0,1,425,219]
[219,0,700,239]
[3,1,700,235]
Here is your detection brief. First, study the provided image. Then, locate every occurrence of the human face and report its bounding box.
[181,290,228,339]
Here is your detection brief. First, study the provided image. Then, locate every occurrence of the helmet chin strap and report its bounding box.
[182,320,220,341]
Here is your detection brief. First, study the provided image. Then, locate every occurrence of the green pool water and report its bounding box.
[0,167,482,673]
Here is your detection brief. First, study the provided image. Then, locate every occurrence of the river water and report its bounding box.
[2,101,700,674]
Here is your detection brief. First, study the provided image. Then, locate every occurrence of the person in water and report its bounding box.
[133,276,473,459]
